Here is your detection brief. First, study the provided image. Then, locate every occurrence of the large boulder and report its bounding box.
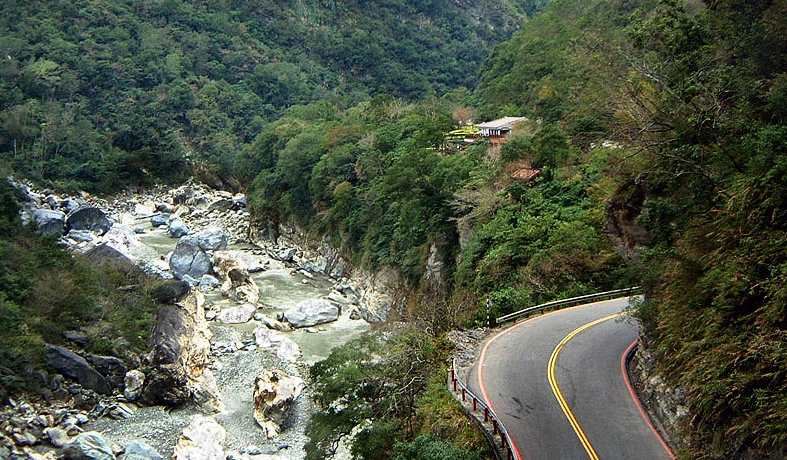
[193,226,228,251]
[123,370,145,402]
[173,415,226,460]
[85,354,128,389]
[31,209,66,236]
[44,344,111,395]
[150,213,169,228]
[140,291,222,411]
[216,304,257,324]
[169,236,213,281]
[213,250,267,274]
[252,370,304,438]
[67,206,112,235]
[120,440,164,460]
[167,218,190,238]
[219,267,260,304]
[63,431,115,460]
[253,328,301,363]
[150,280,191,304]
[100,226,160,268]
[280,299,340,328]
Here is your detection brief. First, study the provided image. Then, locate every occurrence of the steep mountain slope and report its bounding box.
[478,0,787,457]
[0,0,546,193]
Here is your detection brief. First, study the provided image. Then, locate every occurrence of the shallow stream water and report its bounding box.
[87,226,370,458]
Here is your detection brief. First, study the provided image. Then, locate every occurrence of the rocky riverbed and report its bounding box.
[1,181,395,460]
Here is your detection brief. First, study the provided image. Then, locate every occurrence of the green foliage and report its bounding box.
[306,329,489,460]
[393,435,481,460]
[0,0,549,193]
[616,0,787,455]
[0,183,159,395]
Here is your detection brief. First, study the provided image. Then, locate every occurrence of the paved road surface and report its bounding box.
[469,298,674,460]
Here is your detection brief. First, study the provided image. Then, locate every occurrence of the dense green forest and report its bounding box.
[1,0,787,458]
[0,0,544,192]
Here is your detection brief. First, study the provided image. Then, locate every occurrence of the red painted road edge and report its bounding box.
[621,340,677,460]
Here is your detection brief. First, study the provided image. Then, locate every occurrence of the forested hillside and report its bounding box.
[0,0,545,193]
[478,0,787,457]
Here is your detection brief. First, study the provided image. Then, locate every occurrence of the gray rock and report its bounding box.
[67,229,96,243]
[85,354,128,389]
[100,226,159,268]
[44,426,70,447]
[63,431,115,460]
[120,440,163,460]
[281,299,340,328]
[31,209,66,235]
[173,415,226,460]
[207,198,234,213]
[167,218,190,238]
[44,344,110,395]
[194,226,228,251]
[67,207,112,235]
[150,280,191,304]
[217,304,257,324]
[198,274,220,291]
[155,202,174,213]
[123,370,145,402]
[252,370,304,438]
[276,248,297,262]
[169,236,212,281]
[252,328,300,363]
[150,213,169,228]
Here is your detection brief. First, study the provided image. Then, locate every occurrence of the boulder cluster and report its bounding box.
[2,181,392,459]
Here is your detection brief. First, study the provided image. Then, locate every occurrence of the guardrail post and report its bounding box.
[461,388,466,401]
[472,397,477,411]
[492,419,498,434]
[484,407,489,422]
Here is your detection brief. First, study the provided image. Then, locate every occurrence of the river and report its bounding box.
[87,225,371,459]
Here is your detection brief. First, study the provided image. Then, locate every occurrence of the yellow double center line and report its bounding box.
[547,312,626,460]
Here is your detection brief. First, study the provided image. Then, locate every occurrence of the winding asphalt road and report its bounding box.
[468,298,674,460]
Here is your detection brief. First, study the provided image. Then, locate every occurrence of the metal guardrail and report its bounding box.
[449,358,518,460]
[495,287,642,325]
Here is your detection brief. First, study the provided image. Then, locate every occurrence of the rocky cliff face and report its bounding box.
[605,177,653,261]
[252,220,404,323]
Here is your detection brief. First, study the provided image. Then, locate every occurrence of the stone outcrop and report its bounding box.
[253,327,301,363]
[280,299,340,328]
[63,431,115,460]
[67,206,112,235]
[213,251,263,304]
[605,178,652,260]
[252,370,304,438]
[44,345,111,395]
[173,415,226,460]
[140,291,222,412]
[31,209,67,236]
[629,343,687,453]
[169,236,213,281]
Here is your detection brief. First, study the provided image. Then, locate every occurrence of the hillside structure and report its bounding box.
[476,116,527,145]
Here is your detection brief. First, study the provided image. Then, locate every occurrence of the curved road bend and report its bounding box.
[468,298,674,460]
